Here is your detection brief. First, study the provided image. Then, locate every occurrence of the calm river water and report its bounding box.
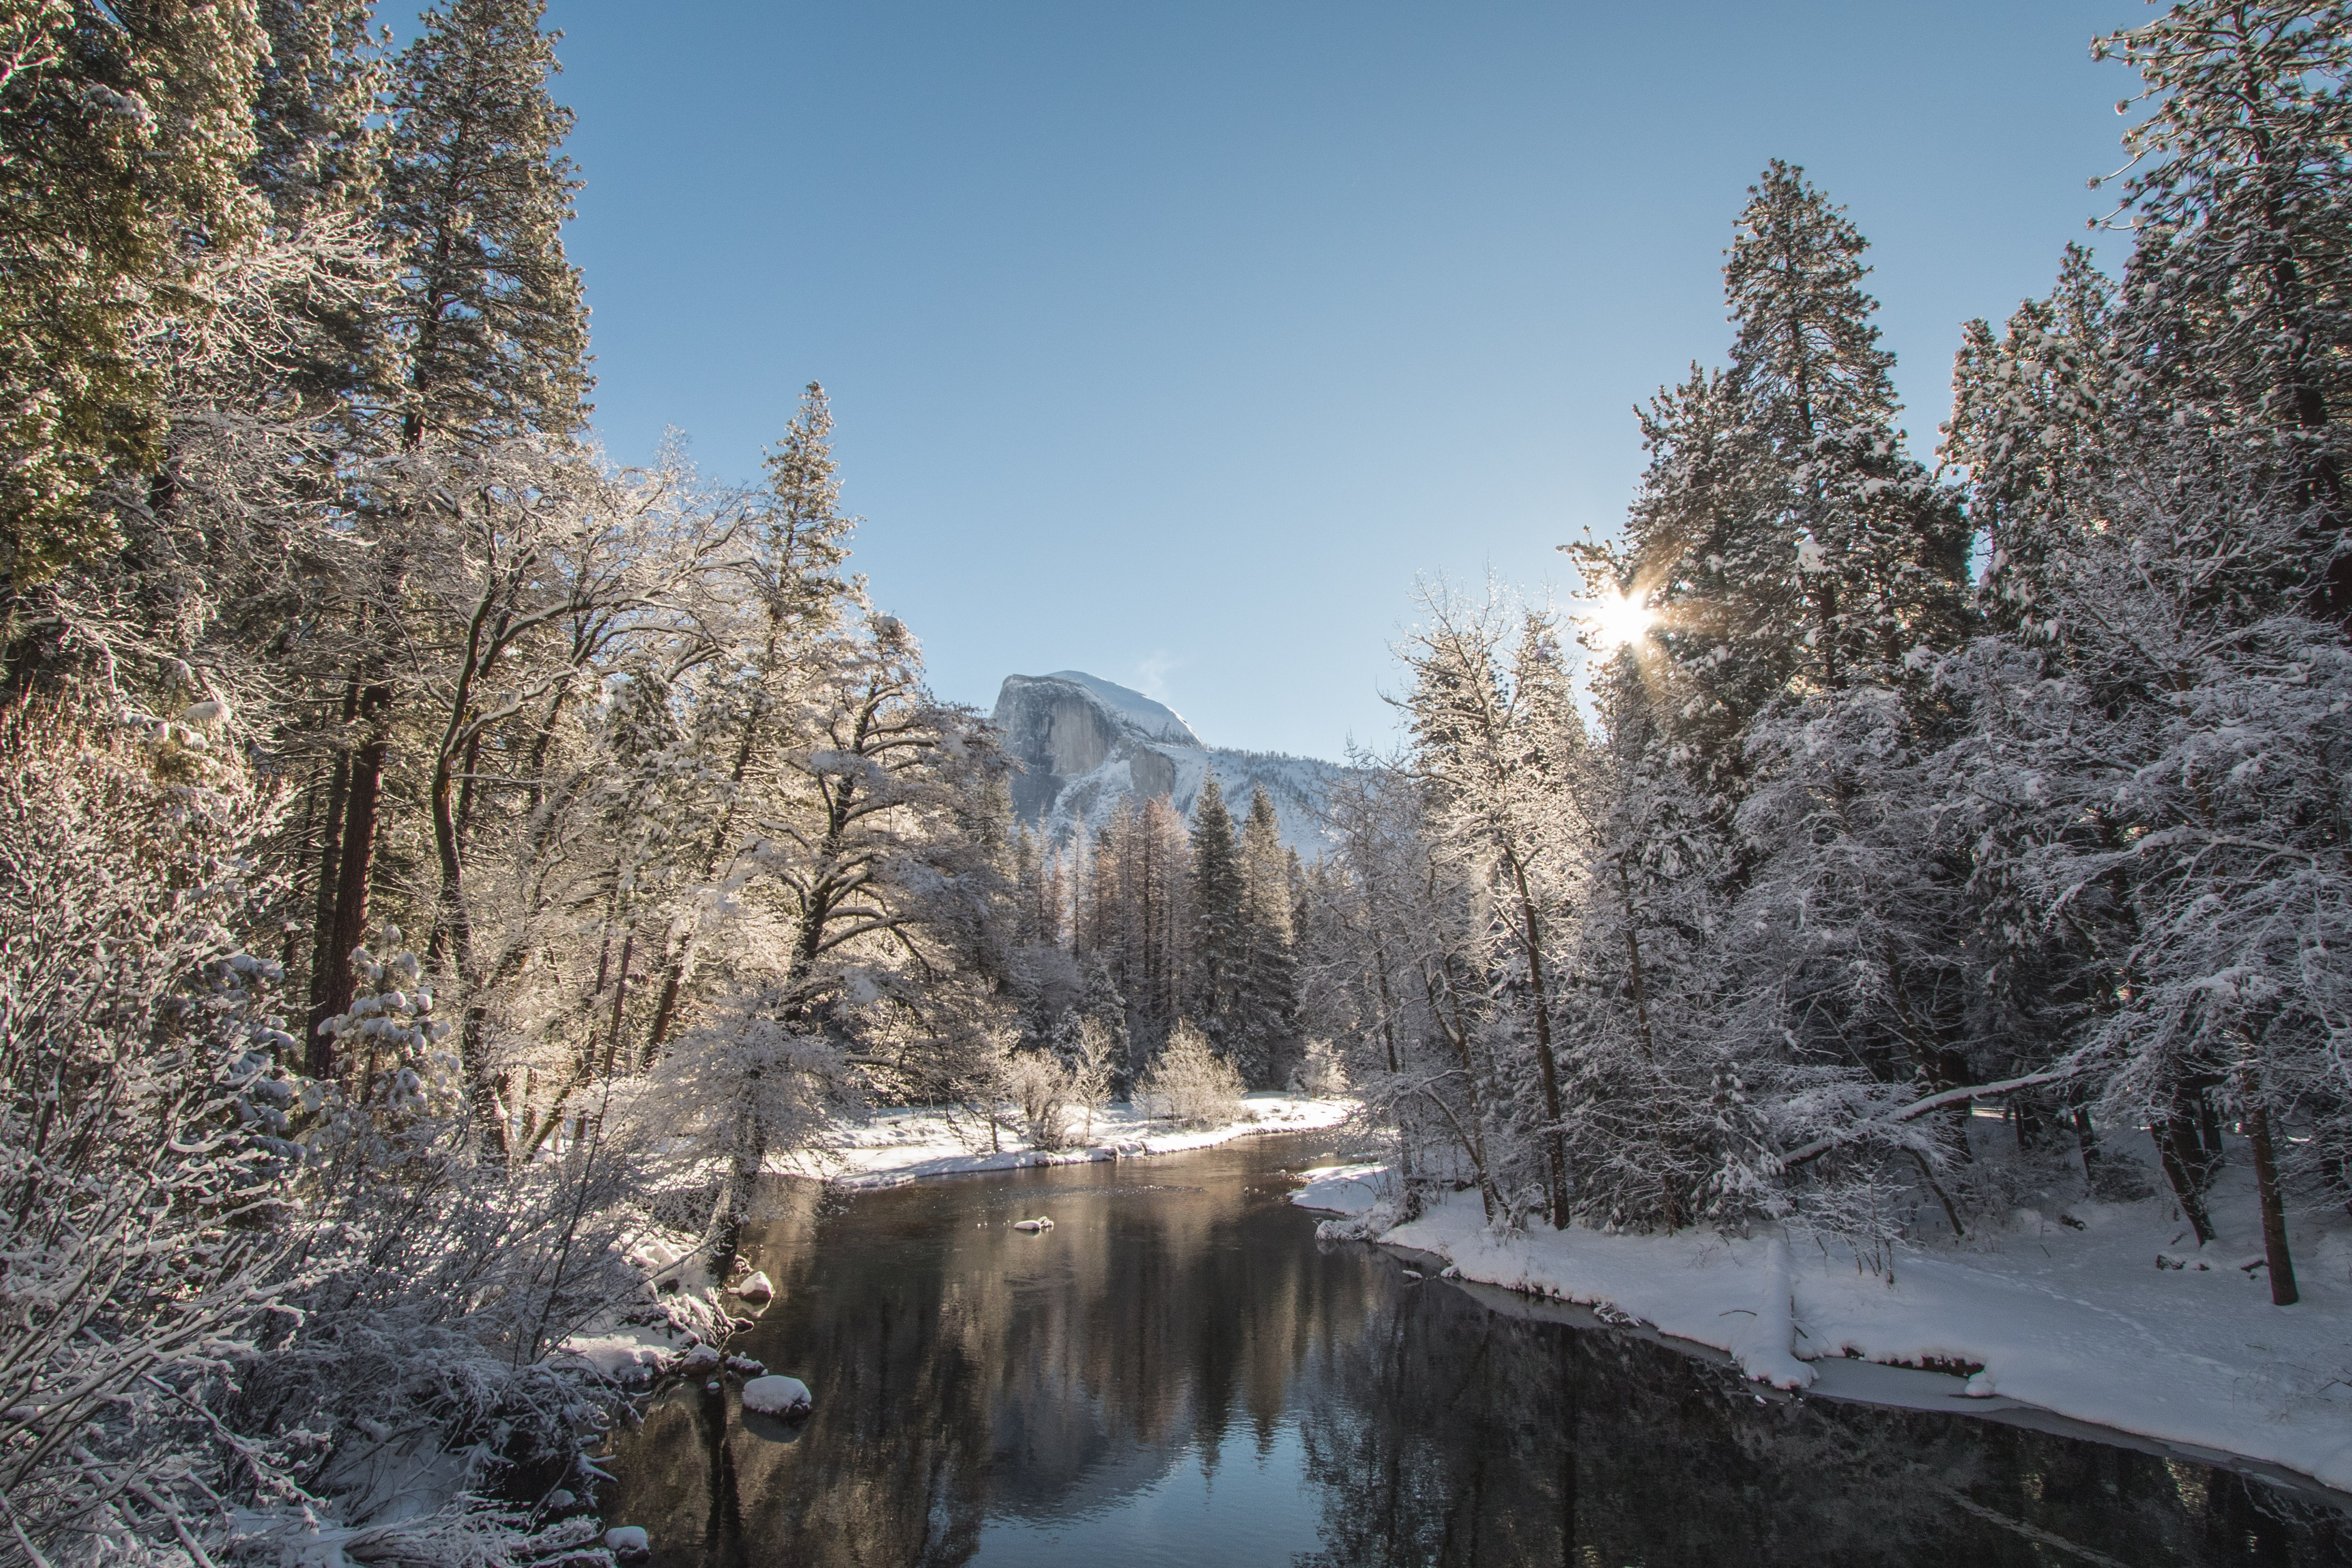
[602,1131,2346,1567]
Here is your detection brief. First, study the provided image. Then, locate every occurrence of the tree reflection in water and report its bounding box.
[599,1137,2347,1568]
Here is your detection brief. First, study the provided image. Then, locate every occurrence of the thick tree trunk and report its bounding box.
[1508,858,1570,1230]
[2155,1112,2218,1247]
[2246,1101,2300,1307]
[304,691,358,1066]
[315,683,389,1076]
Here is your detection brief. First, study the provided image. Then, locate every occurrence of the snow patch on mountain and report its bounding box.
[992,671,1357,854]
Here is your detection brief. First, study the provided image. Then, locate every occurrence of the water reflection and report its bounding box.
[602,1136,2347,1567]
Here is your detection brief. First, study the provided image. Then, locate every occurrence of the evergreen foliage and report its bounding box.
[1300,15,2352,1307]
[382,0,588,448]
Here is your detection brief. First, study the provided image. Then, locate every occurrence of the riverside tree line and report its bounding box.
[0,0,1107,1560]
[1285,2,2351,1312]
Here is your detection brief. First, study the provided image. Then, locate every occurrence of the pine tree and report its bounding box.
[2096,0,2352,617]
[382,0,588,449]
[1185,773,1246,1061]
[0,0,268,588]
[248,0,386,413]
[641,384,857,1061]
[1232,782,1297,1084]
[1943,246,2120,642]
[1724,161,1970,699]
[252,0,382,224]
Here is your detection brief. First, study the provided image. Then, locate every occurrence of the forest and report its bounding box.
[1,0,2347,1562]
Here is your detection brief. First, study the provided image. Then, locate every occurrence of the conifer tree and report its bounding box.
[1723,162,1970,699]
[2096,0,2352,617]
[641,384,857,1062]
[248,0,386,412]
[0,0,268,589]
[1185,774,1246,1061]
[1233,782,1297,1084]
[382,0,588,449]
[252,0,382,224]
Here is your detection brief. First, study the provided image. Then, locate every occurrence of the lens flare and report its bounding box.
[1587,590,1655,649]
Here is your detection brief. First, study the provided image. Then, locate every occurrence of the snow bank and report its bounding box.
[789,1092,1358,1189]
[1300,1167,2352,1493]
[1291,1163,1393,1217]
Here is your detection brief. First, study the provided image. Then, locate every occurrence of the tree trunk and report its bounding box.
[1508,858,1570,1229]
[304,688,359,1065]
[2245,1101,2300,1307]
[2154,1113,2217,1247]
[315,682,389,1075]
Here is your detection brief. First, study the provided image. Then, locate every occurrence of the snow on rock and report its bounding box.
[740,1375,811,1417]
[732,1270,773,1301]
[1374,1174,2352,1492]
[783,1092,1358,1189]
[604,1526,648,1558]
[1011,1217,1054,1232]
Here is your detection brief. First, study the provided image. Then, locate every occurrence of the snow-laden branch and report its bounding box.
[1778,1060,2096,1168]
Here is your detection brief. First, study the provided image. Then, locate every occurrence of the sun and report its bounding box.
[1585,589,1656,649]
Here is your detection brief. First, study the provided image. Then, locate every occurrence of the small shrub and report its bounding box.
[1139,1022,1243,1128]
[1297,1037,1349,1097]
[1005,1052,1074,1149]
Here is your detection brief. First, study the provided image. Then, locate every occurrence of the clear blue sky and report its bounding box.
[542,0,2148,760]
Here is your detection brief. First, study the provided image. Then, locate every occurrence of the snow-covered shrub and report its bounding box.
[0,702,307,1557]
[0,699,650,1563]
[211,926,646,1560]
[1005,1051,1075,1150]
[1064,1015,1114,1141]
[1139,1022,1243,1128]
[1296,1037,1349,1098]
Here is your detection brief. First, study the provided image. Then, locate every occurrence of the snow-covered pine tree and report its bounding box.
[2096,0,2352,620]
[247,0,387,417]
[1185,773,1247,1065]
[1944,246,2121,643]
[0,0,268,587]
[1553,621,1755,1232]
[1722,162,1973,702]
[382,0,589,450]
[641,384,858,1063]
[1232,784,1299,1084]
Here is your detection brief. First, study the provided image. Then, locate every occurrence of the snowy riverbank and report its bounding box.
[780,1091,1361,1189]
[1293,1161,2352,1495]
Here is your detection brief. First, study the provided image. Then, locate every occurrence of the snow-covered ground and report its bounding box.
[1295,1156,2352,1495]
[782,1092,1360,1189]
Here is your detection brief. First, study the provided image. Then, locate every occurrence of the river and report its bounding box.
[601,1130,2346,1566]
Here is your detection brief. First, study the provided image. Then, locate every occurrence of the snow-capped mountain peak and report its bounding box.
[991,671,1355,854]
